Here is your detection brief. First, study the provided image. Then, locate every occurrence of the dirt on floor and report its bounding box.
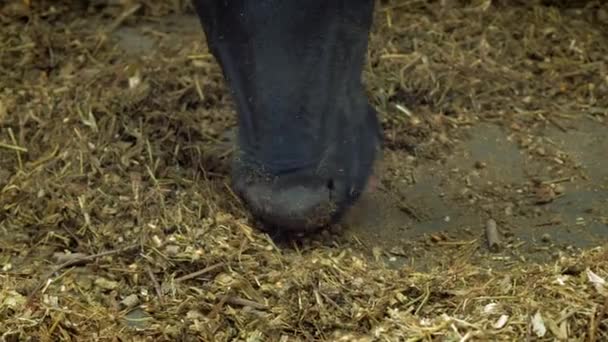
[1,0,607,340]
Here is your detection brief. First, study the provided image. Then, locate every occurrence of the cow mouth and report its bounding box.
[238,177,338,231]
[230,132,380,232]
[209,129,380,231]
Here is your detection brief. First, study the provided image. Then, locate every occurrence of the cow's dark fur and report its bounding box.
[193,0,380,231]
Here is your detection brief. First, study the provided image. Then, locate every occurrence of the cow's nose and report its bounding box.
[236,176,339,232]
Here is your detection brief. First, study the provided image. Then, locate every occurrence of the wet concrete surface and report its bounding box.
[345,120,607,266]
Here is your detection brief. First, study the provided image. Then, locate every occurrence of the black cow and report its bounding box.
[193,0,381,232]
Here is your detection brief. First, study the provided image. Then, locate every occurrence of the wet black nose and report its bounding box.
[235,175,341,231]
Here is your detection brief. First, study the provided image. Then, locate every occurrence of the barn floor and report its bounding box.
[1,0,608,340]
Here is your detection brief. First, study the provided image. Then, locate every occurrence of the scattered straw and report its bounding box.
[1,0,607,340]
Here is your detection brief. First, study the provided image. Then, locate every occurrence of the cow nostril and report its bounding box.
[326,179,334,191]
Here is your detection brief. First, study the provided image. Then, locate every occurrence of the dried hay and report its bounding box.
[1,0,607,340]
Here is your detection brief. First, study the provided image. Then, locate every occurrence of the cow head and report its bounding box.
[193,0,380,231]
